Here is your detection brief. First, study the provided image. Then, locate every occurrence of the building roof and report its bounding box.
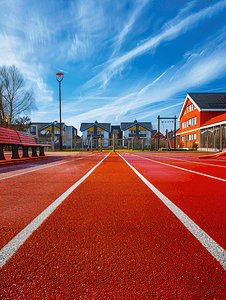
[39,123,65,131]
[111,125,121,133]
[80,122,111,132]
[178,93,226,121]
[201,112,226,128]
[121,121,152,131]
[152,131,165,139]
[31,122,50,127]
[188,93,226,109]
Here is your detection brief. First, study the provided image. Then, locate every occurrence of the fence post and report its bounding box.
[157,115,160,150]
[174,115,177,150]
[99,137,102,152]
[165,129,168,149]
[52,122,55,151]
[220,125,222,152]
[91,135,93,152]
[113,133,115,152]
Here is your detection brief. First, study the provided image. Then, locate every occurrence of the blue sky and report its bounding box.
[1,0,226,134]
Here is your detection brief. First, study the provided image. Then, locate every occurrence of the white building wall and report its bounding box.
[82,131,88,145]
[123,129,151,139]
[82,130,109,147]
[102,131,109,146]
[123,130,129,138]
[145,131,151,139]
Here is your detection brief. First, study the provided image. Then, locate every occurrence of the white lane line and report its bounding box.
[130,153,226,183]
[0,153,103,181]
[118,153,226,270]
[0,153,110,268]
[141,154,226,169]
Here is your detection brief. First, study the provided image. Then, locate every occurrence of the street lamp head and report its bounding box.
[56,72,64,82]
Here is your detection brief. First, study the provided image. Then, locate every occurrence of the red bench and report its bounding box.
[0,127,51,160]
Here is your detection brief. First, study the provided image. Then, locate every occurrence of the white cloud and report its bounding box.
[82,0,226,90]
[111,0,149,57]
[1,0,226,132]
[66,26,226,132]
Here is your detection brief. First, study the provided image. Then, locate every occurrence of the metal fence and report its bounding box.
[200,125,226,151]
[39,136,171,151]
[38,126,226,152]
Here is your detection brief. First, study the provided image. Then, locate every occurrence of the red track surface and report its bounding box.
[120,152,226,250]
[1,152,226,299]
[0,153,105,248]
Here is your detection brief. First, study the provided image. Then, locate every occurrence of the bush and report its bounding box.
[192,142,198,151]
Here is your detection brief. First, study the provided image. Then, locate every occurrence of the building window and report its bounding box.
[194,117,197,125]
[130,130,136,134]
[182,116,197,129]
[30,126,36,135]
[97,131,104,135]
[40,130,49,136]
[182,134,197,141]
[187,104,194,113]
[189,134,196,140]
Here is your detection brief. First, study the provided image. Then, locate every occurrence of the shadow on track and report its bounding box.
[0,154,84,174]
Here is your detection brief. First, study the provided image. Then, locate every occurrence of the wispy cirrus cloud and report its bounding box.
[1,0,226,132]
[65,25,226,132]
[111,0,149,57]
[82,0,226,91]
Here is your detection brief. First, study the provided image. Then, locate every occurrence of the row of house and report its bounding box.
[79,120,164,147]
[28,120,164,149]
[79,93,226,150]
[80,93,226,150]
[27,93,226,151]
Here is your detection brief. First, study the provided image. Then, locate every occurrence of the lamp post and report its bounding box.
[56,72,64,151]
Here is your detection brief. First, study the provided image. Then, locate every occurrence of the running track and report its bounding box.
[0,152,226,299]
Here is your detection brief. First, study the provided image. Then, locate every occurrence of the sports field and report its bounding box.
[1,151,226,299]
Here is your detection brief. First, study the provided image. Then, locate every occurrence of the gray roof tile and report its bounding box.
[189,93,226,109]
[80,122,111,132]
[121,121,152,131]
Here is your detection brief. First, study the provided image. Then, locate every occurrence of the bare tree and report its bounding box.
[14,116,31,132]
[0,83,6,126]
[0,65,35,126]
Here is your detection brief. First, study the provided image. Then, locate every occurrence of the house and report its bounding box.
[151,130,165,140]
[28,122,77,149]
[80,121,111,147]
[121,120,152,140]
[177,93,226,149]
